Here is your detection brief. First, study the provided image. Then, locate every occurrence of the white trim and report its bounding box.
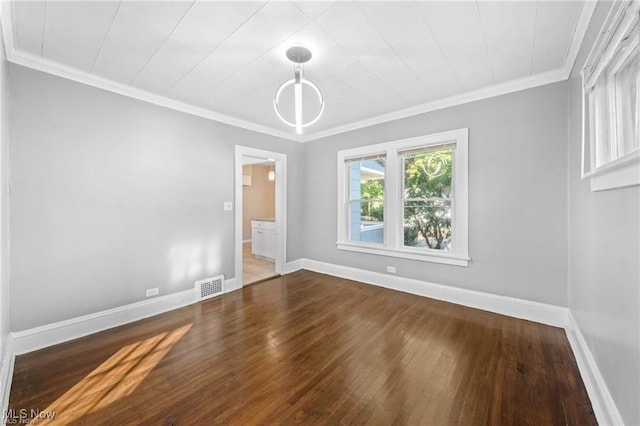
[299,258,567,327]
[235,146,287,289]
[303,69,567,142]
[335,242,469,267]
[7,50,302,143]
[589,151,640,191]
[565,312,624,426]
[284,259,302,274]
[0,335,14,423]
[224,277,241,293]
[11,285,209,355]
[565,0,599,78]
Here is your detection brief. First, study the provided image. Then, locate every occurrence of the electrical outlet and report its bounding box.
[387,266,396,274]
[146,287,159,298]
[223,201,233,211]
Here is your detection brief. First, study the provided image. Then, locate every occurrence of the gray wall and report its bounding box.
[9,65,303,331]
[0,20,10,379]
[567,2,640,424]
[303,82,569,306]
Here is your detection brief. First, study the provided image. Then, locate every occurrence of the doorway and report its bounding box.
[234,146,287,287]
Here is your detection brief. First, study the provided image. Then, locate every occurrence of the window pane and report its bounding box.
[349,201,384,243]
[594,73,612,166]
[614,45,640,157]
[403,148,453,199]
[402,147,453,251]
[403,200,452,251]
[348,158,385,244]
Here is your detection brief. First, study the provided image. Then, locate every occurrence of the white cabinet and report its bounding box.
[251,220,276,260]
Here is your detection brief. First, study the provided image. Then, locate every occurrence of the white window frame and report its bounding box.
[582,0,640,191]
[336,128,469,267]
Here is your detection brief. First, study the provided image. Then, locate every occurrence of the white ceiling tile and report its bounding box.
[132,2,251,92]
[131,39,208,94]
[315,2,389,56]
[168,1,309,100]
[417,2,494,91]
[478,1,537,83]
[92,1,194,84]
[43,2,120,71]
[359,47,430,104]
[223,1,310,56]
[416,71,461,101]
[159,2,250,56]
[167,47,256,101]
[390,24,451,79]
[229,1,268,20]
[14,0,46,55]
[355,2,427,46]
[532,1,582,74]
[332,61,406,110]
[293,1,336,20]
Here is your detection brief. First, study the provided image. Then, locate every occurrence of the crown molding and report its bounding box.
[0,0,597,144]
[8,49,304,142]
[300,67,568,142]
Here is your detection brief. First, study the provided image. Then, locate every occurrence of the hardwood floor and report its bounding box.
[9,270,596,425]
[243,242,277,285]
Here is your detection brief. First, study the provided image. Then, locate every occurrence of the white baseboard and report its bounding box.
[284,259,302,274]
[13,277,240,355]
[224,277,241,293]
[299,258,568,327]
[12,288,197,355]
[565,312,624,426]
[0,335,14,421]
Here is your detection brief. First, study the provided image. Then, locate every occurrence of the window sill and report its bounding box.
[585,151,640,191]
[336,242,469,267]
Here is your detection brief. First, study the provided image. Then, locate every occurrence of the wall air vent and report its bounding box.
[195,275,225,301]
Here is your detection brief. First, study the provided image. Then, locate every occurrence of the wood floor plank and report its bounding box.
[8,270,596,425]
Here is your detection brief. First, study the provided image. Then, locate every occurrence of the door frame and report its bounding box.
[234,145,287,287]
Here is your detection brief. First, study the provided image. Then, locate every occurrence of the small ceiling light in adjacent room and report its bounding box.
[268,163,275,181]
[274,45,324,135]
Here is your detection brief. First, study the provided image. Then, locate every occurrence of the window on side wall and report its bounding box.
[582,0,640,191]
[337,128,469,267]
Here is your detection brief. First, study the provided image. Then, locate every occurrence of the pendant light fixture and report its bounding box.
[268,162,275,181]
[273,45,324,135]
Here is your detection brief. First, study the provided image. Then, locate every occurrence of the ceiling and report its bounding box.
[3,1,594,142]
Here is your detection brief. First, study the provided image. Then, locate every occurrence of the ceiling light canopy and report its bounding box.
[273,45,324,135]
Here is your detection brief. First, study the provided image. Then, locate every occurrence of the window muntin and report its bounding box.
[401,146,454,251]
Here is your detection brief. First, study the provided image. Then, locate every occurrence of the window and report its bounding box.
[337,129,469,267]
[582,0,640,191]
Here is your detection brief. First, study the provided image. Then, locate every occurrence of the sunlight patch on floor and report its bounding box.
[34,324,193,424]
